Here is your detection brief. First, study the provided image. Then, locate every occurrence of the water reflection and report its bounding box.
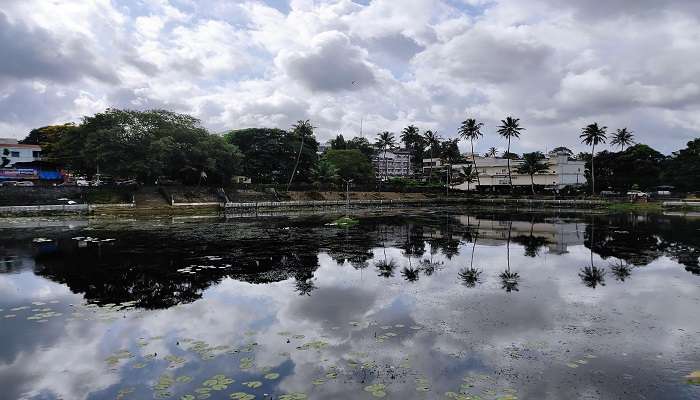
[0,210,699,400]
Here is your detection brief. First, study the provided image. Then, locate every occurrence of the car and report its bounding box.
[76,179,91,187]
[627,190,648,198]
[0,180,19,187]
[116,179,139,186]
[15,181,35,186]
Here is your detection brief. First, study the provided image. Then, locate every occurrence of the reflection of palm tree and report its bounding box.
[610,260,632,282]
[459,221,483,287]
[580,218,606,288]
[500,220,520,292]
[375,226,397,278]
[401,266,420,282]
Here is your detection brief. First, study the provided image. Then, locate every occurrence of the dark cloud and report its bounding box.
[280,31,376,92]
[0,12,119,84]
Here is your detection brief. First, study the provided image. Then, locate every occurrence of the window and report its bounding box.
[33,151,41,158]
[11,151,20,157]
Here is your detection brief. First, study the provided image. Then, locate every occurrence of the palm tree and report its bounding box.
[460,165,477,191]
[423,130,441,182]
[486,147,498,157]
[312,159,339,190]
[611,128,634,152]
[375,131,396,189]
[400,125,423,172]
[497,117,525,191]
[580,217,606,288]
[516,152,549,195]
[287,120,314,191]
[458,118,484,187]
[579,123,608,195]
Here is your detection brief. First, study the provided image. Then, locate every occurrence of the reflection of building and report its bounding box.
[373,149,412,179]
[1,139,42,167]
[424,151,585,189]
[456,216,585,254]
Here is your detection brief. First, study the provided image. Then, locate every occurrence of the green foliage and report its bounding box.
[329,134,347,150]
[611,128,635,151]
[225,126,319,185]
[323,149,374,183]
[590,144,665,191]
[50,109,241,184]
[311,159,339,188]
[517,152,549,194]
[663,138,700,191]
[440,138,463,164]
[401,125,425,172]
[346,137,376,160]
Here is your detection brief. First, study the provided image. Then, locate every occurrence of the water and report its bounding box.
[1,209,699,400]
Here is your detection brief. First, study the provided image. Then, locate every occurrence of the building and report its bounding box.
[373,149,412,180]
[0,138,42,167]
[423,151,586,190]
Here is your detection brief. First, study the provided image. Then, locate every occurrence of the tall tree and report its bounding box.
[579,122,608,195]
[400,125,424,172]
[611,128,635,151]
[516,152,549,195]
[458,118,484,187]
[287,120,315,190]
[312,158,339,190]
[375,131,397,186]
[485,146,498,157]
[497,117,525,191]
[423,130,441,182]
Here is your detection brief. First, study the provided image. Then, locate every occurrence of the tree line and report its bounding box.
[16,108,700,193]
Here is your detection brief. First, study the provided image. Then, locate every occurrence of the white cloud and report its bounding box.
[0,0,698,154]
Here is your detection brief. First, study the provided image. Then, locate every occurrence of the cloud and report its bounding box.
[0,0,698,154]
[0,12,118,84]
[278,31,376,92]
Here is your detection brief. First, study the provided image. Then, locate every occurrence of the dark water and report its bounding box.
[1,209,699,400]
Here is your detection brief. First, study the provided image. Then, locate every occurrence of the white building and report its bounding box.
[424,151,585,190]
[0,138,42,167]
[373,149,412,180]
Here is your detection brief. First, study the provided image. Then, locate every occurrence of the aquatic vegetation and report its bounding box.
[332,217,359,228]
[230,393,256,400]
[242,381,262,388]
[364,383,387,397]
[278,393,307,400]
[264,372,280,380]
[686,370,700,385]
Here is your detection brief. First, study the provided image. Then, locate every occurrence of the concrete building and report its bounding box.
[373,149,412,180]
[0,139,42,167]
[424,151,586,190]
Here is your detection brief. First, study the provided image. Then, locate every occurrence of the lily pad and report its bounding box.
[243,381,262,389]
[264,373,280,380]
[230,393,255,400]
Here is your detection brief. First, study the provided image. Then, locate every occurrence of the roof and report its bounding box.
[0,143,41,149]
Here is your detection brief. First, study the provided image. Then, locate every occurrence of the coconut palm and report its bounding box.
[516,152,549,195]
[497,117,525,191]
[312,159,339,190]
[460,165,478,191]
[611,128,635,152]
[423,130,442,182]
[287,119,315,190]
[458,118,484,186]
[486,147,498,157]
[375,131,396,189]
[499,220,520,292]
[400,125,423,172]
[579,123,608,195]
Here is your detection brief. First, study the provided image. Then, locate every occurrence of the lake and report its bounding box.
[1,209,699,400]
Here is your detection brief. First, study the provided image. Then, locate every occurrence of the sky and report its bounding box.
[1,0,700,155]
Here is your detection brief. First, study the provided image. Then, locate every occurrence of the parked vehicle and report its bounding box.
[0,180,19,187]
[116,179,139,187]
[15,181,35,186]
[627,190,648,198]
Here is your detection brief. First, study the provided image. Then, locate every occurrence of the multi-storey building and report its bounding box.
[423,151,586,190]
[373,149,412,180]
[0,138,42,167]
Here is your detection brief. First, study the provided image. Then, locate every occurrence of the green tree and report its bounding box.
[375,131,397,185]
[458,118,484,186]
[459,165,478,191]
[330,134,347,150]
[485,147,498,157]
[287,120,315,190]
[497,117,525,191]
[611,128,635,151]
[440,138,462,164]
[347,137,376,160]
[517,152,549,195]
[323,149,375,183]
[580,122,608,195]
[423,130,442,182]
[663,138,700,191]
[549,146,573,157]
[400,125,424,173]
[312,158,339,190]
